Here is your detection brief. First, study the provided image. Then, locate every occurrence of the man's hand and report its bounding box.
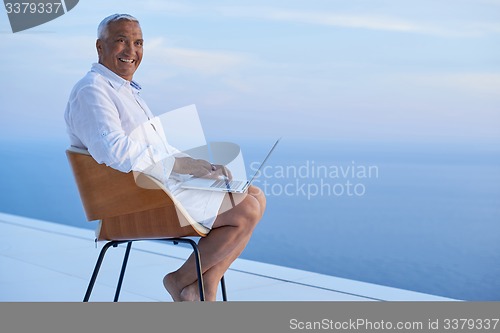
[173,157,232,180]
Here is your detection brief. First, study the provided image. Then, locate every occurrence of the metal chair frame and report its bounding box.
[84,238,227,302]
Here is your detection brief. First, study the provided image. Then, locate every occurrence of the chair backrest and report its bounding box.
[66,149,207,240]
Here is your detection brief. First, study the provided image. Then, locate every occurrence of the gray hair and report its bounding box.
[97,14,139,39]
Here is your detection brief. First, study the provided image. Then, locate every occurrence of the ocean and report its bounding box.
[1,138,499,300]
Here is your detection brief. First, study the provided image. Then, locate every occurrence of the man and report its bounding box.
[65,14,266,301]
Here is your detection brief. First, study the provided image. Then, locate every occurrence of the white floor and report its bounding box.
[0,212,455,302]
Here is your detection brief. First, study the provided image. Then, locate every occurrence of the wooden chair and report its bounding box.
[66,147,227,301]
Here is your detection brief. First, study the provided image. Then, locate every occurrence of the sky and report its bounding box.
[1,0,499,144]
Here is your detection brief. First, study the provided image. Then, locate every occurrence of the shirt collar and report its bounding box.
[91,63,142,92]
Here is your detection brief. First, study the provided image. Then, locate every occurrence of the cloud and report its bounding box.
[139,0,197,13]
[218,6,500,37]
[3,33,96,73]
[405,72,500,97]
[119,0,483,38]
[145,37,252,76]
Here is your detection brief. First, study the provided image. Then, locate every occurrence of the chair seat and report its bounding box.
[99,206,201,240]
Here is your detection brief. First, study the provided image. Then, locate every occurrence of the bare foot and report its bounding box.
[163,274,201,302]
[163,273,183,302]
[180,282,200,302]
[182,281,220,301]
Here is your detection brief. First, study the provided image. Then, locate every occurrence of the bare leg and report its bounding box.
[164,186,265,301]
[177,222,254,301]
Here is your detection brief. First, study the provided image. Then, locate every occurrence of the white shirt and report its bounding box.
[65,63,176,174]
[65,63,224,228]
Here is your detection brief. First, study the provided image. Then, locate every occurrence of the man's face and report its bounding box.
[96,20,143,81]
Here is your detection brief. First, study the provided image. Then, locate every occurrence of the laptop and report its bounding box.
[181,138,280,193]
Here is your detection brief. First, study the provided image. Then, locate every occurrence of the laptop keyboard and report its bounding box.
[210,179,243,189]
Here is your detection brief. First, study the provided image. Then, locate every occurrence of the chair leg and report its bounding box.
[221,275,228,301]
[169,238,205,301]
[168,238,229,301]
[84,239,228,302]
[114,241,133,302]
[190,242,205,302]
[83,240,126,302]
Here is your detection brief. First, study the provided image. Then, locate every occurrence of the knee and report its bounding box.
[236,193,264,230]
[248,185,266,217]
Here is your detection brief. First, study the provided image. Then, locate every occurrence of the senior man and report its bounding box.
[65,14,266,301]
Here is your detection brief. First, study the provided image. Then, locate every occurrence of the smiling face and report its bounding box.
[96,19,143,81]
